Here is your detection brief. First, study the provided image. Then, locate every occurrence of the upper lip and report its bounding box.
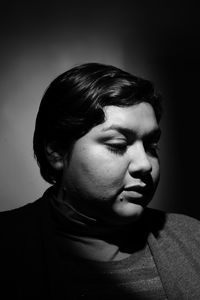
[124,184,148,192]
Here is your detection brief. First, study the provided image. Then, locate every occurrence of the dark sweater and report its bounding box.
[49,195,167,299]
[1,189,200,299]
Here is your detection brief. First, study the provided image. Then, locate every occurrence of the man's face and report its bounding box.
[60,102,161,225]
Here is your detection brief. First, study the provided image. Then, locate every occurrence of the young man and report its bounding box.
[1,63,200,299]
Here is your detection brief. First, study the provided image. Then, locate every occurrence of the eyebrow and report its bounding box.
[102,125,162,139]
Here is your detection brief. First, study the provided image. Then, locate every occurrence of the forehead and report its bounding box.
[100,102,159,135]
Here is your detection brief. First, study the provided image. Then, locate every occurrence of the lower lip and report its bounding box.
[121,190,147,204]
[123,190,143,197]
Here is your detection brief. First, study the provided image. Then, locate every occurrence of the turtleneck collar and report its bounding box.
[45,185,148,241]
[43,186,149,261]
[47,185,144,237]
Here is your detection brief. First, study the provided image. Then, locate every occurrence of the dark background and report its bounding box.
[0,1,199,219]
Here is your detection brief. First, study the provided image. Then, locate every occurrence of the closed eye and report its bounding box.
[144,142,160,156]
[106,143,127,155]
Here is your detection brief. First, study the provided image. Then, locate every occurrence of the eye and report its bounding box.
[145,142,160,156]
[106,143,127,155]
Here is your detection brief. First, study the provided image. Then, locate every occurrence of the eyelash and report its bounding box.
[145,143,160,155]
[106,142,160,156]
[106,144,127,155]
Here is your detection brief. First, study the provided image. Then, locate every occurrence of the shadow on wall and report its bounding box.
[0,2,127,211]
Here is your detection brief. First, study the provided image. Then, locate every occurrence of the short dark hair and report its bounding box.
[33,63,162,184]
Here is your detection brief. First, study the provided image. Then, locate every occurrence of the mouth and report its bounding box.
[121,185,153,206]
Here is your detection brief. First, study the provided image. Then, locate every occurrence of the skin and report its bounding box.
[57,102,161,226]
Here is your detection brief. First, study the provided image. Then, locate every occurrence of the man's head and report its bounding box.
[33,63,162,186]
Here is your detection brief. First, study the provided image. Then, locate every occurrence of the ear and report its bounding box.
[45,144,64,171]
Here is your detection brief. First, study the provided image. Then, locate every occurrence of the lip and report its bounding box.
[124,184,148,193]
[123,190,144,198]
[122,184,151,206]
[121,190,150,206]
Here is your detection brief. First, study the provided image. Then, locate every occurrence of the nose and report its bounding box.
[128,141,152,176]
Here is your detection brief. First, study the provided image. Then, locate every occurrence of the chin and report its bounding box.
[110,202,145,225]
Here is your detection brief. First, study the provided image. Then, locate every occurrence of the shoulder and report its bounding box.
[0,186,56,237]
[146,209,200,297]
[0,190,52,259]
[146,206,200,227]
[163,210,200,234]
[0,186,55,221]
[0,193,50,243]
[165,211,200,242]
[165,210,200,228]
[146,207,200,242]
[0,197,45,224]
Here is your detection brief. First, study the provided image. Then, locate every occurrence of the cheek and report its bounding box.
[67,146,127,191]
[151,158,160,183]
